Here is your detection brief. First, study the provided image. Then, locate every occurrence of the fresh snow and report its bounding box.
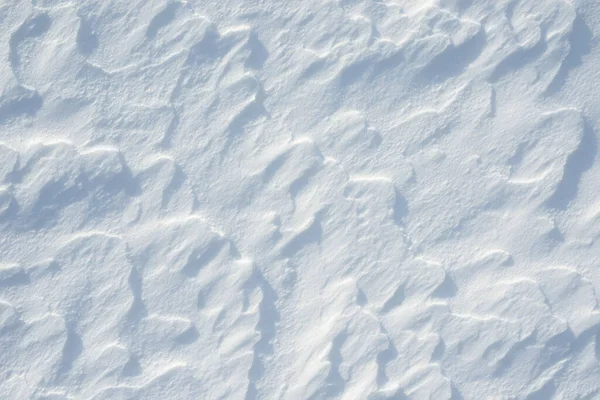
[1,0,600,398]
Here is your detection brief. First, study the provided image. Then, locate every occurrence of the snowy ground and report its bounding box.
[1,0,600,398]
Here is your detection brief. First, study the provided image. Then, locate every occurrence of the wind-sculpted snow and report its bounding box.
[1,0,600,398]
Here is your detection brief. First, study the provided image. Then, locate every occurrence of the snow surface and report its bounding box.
[1,0,600,398]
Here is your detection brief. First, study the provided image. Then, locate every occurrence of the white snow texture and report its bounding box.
[1,0,600,398]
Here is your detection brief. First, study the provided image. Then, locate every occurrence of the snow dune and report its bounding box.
[1,0,600,398]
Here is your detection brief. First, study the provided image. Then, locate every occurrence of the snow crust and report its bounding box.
[1,0,600,398]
